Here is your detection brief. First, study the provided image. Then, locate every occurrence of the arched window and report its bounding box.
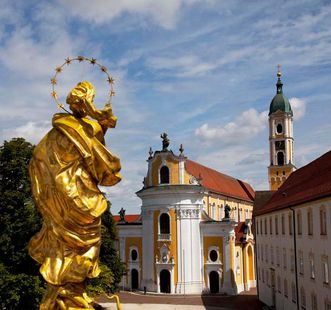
[276,123,283,134]
[209,250,218,262]
[160,213,170,234]
[160,166,170,184]
[277,152,284,165]
[131,249,138,261]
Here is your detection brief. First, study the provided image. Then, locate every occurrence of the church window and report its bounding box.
[322,256,329,284]
[277,152,285,165]
[276,123,283,134]
[291,251,295,272]
[299,250,304,275]
[320,207,327,235]
[160,166,169,184]
[131,249,138,261]
[284,279,288,297]
[292,282,297,303]
[307,209,313,235]
[212,203,216,219]
[297,211,302,235]
[309,254,315,279]
[289,213,293,235]
[281,214,285,234]
[159,213,170,234]
[209,250,218,262]
[301,287,306,309]
[311,292,317,310]
[277,275,281,293]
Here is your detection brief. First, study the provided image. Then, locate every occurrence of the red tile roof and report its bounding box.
[253,190,276,216]
[185,159,255,202]
[255,150,331,216]
[113,214,140,223]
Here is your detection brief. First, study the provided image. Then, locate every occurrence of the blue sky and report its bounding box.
[1,0,331,214]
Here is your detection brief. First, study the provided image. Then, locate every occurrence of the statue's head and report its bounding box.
[66,81,95,117]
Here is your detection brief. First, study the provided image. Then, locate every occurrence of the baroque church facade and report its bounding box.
[115,137,256,295]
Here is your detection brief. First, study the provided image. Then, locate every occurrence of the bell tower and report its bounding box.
[268,65,296,190]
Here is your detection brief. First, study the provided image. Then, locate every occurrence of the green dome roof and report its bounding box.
[269,77,293,116]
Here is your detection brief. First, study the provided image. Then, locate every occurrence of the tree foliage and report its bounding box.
[0,138,44,309]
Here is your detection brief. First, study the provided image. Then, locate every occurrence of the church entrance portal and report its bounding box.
[160,269,171,293]
[131,269,139,290]
[209,271,219,293]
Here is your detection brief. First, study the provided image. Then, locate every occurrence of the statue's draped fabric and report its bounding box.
[28,113,121,307]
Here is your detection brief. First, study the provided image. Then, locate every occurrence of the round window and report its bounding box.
[131,249,138,261]
[276,123,283,134]
[209,250,218,262]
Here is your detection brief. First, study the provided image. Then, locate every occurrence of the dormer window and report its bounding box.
[160,165,170,184]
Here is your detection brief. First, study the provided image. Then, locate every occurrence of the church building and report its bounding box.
[114,135,256,295]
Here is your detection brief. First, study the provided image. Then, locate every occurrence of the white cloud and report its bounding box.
[147,55,217,77]
[1,121,50,144]
[289,97,306,120]
[58,0,199,30]
[195,108,268,145]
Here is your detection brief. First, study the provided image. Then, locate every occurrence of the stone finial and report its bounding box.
[179,144,184,156]
[148,147,153,159]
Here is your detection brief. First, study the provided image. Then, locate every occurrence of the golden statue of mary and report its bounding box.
[28,81,121,309]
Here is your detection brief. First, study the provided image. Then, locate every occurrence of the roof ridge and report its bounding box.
[186,159,237,181]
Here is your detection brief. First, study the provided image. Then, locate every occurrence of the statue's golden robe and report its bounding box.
[29,113,121,286]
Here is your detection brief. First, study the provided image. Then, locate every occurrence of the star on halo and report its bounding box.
[107,76,114,84]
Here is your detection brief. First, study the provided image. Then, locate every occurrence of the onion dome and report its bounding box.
[269,66,293,116]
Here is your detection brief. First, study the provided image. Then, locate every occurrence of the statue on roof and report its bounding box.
[160,132,170,151]
[224,204,231,220]
[119,207,126,222]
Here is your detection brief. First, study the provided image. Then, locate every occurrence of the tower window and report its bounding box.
[277,152,284,165]
[276,123,283,134]
[159,213,170,234]
[160,166,170,184]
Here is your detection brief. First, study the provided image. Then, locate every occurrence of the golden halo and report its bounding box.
[50,56,115,113]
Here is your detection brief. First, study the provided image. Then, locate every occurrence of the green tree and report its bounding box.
[0,138,44,309]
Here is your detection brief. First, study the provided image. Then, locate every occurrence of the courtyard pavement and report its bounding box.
[98,288,264,310]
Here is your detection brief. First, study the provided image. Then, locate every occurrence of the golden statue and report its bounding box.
[28,77,121,309]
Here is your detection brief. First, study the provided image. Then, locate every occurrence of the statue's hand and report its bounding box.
[98,106,117,128]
